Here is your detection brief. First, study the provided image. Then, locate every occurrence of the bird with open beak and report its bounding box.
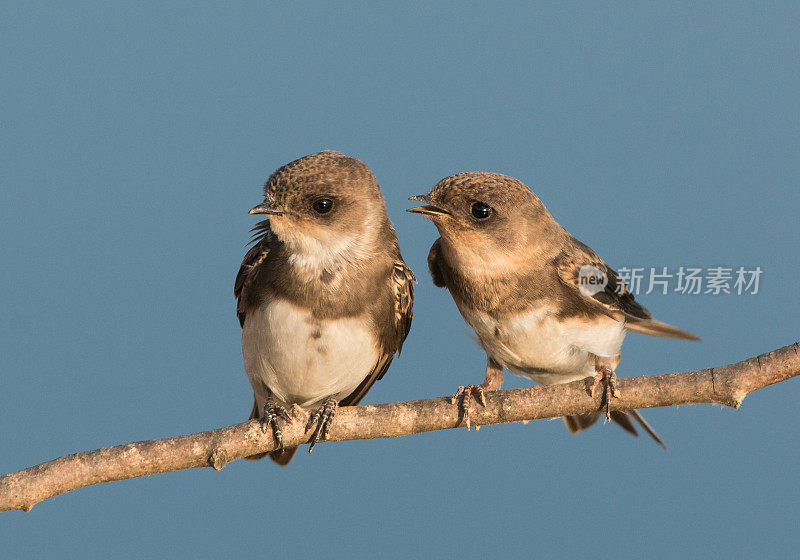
[236,151,414,465]
[408,172,699,448]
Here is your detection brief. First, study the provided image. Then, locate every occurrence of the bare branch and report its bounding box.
[2,341,798,513]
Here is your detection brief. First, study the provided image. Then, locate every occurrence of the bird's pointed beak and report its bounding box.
[407,195,451,217]
[249,201,285,215]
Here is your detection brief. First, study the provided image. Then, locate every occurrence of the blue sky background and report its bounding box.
[2,2,799,558]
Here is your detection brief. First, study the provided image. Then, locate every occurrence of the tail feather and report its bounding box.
[268,446,298,465]
[627,409,667,450]
[563,413,600,433]
[563,411,636,435]
[609,410,638,436]
[625,317,700,340]
[563,409,667,450]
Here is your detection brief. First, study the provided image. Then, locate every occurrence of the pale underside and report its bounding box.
[242,298,380,409]
[457,302,626,385]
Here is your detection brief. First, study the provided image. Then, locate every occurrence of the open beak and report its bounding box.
[407,195,451,217]
[249,202,285,216]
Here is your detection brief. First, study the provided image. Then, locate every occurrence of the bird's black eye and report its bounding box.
[471,202,492,219]
[312,198,333,214]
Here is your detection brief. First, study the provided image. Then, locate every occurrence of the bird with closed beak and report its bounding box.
[236,151,414,465]
[408,172,699,448]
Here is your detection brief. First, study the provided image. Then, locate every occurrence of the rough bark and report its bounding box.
[1,341,798,513]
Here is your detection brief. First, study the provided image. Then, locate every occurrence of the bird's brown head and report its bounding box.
[408,172,560,268]
[250,151,390,263]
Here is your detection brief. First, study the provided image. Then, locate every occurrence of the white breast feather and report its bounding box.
[285,230,368,272]
[269,213,379,278]
[457,303,626,385]
[242,299,381,408]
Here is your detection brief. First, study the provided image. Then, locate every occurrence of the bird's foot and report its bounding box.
[450,384,488,430]
[305,397,338,453]
[260,397,292,449]
[591,366,620,422]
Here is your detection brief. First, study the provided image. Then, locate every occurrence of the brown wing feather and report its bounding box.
[340,260,415,406]
[553,238,698,340]
[391,261,416,356]
[427,238,447,288]
[234,220,272,327]
[553,239,651,320]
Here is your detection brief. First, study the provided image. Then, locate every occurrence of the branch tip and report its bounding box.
[209,449,229,471]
